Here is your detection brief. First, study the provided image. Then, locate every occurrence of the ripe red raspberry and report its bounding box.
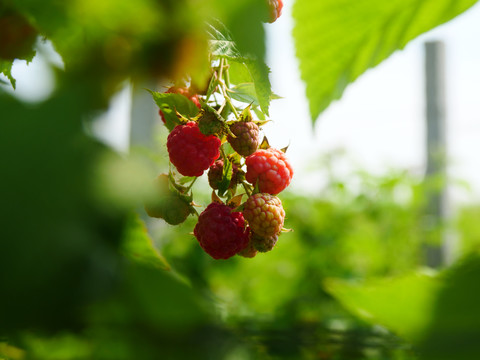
[167,122,221,177]
[227,121,260,157]
[251,232,278,253]
[159,86,201,124]
[243,193,285,237]
[144,175,193,225]
[194,202,250,259]
[245,148,293,195]
[267,0,283,23]
[207,160,239,190]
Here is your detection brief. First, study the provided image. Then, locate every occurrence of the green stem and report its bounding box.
[220,144,228,161]
[242,181,252,197]
[185,177,198,192]
[223,59,231,88]
[218,58,225,84]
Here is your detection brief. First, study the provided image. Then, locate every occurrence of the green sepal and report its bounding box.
[217,156,233,197]
[239,105,253,122]
[227,194,244,209]
[259,136,270,150]
[280,144,290,153]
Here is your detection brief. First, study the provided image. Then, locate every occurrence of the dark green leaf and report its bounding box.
[325,270,441,341]
[218,156,233,196]
[418,255,480,360]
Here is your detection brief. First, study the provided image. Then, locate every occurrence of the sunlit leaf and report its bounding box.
[121,214,170,271]
[230,83,259,105]
[293,0,480,122]
[325,270,441,341]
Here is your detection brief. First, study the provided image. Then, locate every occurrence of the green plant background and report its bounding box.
[1,0,480,359]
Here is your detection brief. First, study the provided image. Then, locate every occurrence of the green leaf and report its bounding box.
[209,0,269,63]
[121,214,170,271]
[324,270,441,341]
[208,21,242,59]
[253,106,266,120]
[208,22,272,116]
[0,60,16,89]
[149,91,200,131]
[230,83,259,106]
[417,255,480,360]
[228,61,253,85]
[218,156,233,196]
[244,59,271,116]
[293,0,480,123]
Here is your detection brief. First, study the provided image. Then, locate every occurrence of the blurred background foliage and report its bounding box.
[2,0,480,359]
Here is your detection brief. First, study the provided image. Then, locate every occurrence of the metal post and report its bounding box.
[130,80,158,149]
[424,41,447,267]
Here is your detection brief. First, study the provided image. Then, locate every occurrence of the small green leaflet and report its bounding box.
[149,91,200,131]
[0,60,16,89]
[325,270,440,341]
[217,156,233,197]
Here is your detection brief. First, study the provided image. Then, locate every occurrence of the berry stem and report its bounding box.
[216,59,239,119]
[223,59,232,89]
[218,58,225,83]
[185,176,198,192]
[242,181,253,197]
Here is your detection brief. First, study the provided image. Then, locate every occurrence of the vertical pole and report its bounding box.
[424,41,447,267]
[130,80,158,149]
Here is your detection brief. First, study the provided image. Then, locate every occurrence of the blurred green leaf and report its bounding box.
[325,270,440,341]
[293,0,480,122]
[227,61,252,85]
[417,255,480,360]
[208,22,272,115]
[208,21,242,59]
[121,214,170,271]
[0,60,15,88]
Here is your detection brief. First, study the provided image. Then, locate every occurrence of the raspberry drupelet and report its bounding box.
[245,148,293,195]
[167,122,221,177]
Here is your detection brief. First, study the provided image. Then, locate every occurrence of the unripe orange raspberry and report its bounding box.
[243,193,285,238]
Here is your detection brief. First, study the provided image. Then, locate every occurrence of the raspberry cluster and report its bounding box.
[147,53,292,260]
